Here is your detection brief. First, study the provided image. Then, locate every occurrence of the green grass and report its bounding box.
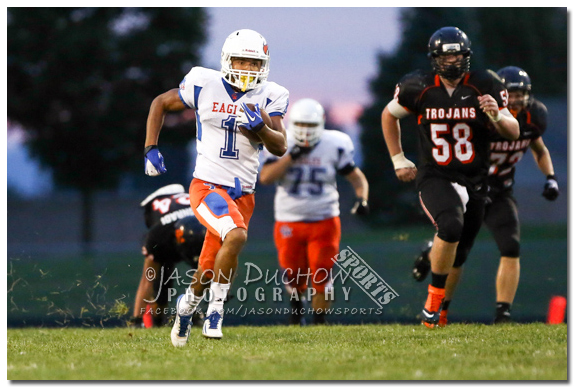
[7,223,567,327]
[8,323,567,380]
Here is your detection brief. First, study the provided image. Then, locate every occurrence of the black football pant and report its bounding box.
[419,177,485,268]
[484,190,520,258]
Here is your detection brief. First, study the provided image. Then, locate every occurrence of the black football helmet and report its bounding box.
[497,66,532,111]
[496,66,532,92]
[174,216,206,265]
[428,27,472,81]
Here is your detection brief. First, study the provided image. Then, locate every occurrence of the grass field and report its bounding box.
[7,224,568,327]
[7,323,567,380]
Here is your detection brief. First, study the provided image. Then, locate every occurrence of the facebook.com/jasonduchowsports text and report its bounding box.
[142,246,399,317]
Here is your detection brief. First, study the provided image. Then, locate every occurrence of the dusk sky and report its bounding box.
[200,7,402,126]
[8,7,403,196]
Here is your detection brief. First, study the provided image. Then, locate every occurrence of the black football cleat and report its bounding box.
[289,298,307,326]
[494,312,513,324]
[413,241,432,282]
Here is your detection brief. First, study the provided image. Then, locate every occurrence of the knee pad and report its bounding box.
[453,249,469,268]
[435,209,464,243]
[499,238,520,258]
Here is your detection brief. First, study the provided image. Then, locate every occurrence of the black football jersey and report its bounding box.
[487,98,547,192]
[142,192,195,264]
[395,69,508,192]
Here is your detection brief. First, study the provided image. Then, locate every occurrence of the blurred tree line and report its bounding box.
[7,8,208,252]
[7,7,568,248]
[358,7,567,226]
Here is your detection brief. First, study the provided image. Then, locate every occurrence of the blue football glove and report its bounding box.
[237,103,265,133]
[144,145,167,176]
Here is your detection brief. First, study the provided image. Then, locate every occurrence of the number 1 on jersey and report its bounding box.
[220,115,239,159]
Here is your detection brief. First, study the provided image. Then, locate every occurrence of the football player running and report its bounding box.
[131,184,206,328]
[381,27,519,328]
[144,29,289,345]
[259,98,369,325]
[413,66,559,325]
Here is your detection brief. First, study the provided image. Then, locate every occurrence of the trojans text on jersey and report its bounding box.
[425,107,477,121]
[491,138,532,152]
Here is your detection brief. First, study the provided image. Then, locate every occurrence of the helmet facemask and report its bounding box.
[431,52,471,81]
[291,122,324,148]
[221,29,270,92]
[288,98,325,147]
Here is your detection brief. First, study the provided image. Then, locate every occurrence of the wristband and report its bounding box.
[488,110,502,123]
[144,145,157,156]
[547,174,556,181]
[391,152,416,170]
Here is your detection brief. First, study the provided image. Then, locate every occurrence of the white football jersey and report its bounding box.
[263,130,356,222]
[178,67,289,191]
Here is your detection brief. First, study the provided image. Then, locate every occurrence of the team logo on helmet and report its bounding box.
[263,44,269,55]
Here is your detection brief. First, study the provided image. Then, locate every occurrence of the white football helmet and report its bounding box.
[289,98,325,147]
[221,29,270,92]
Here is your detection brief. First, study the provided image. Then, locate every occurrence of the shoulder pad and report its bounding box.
[528,99,548,135]
[398,70,433,90]
[396,70,436,111]
[466,69,504,93]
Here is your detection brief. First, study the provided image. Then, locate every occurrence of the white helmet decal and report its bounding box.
[288,98,325,147]
[221,29,270,92]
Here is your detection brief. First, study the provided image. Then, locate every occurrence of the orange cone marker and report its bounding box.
[143,304,153,328]
[547,296,566,324]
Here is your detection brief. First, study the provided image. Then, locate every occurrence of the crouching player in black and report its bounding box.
[413,66,559,324]
[130,184,206,327]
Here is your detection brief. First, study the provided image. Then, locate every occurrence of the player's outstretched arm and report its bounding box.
[260,143,316,185]
[145,89,187,147]
[530,137,555,176]
[344,167,370,215]
[259,155,292,185]
[144,89,187,176]
[257,115,288,157]
[381,105,417,182]
[530,137,559,201]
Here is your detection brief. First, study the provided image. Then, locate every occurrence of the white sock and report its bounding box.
[206,282,230,315]
[178,287,203,316]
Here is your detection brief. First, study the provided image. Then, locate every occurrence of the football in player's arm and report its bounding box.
[381,26,519,328]
[144,29,289,345]
[131,184,205,328]
[259,98,369,325]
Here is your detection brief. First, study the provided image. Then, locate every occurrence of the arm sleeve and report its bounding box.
[531,100,548,136]
[178,67,206,110]
[395,70,426,113]
[335,133,356,174]
[263,85,290,117]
